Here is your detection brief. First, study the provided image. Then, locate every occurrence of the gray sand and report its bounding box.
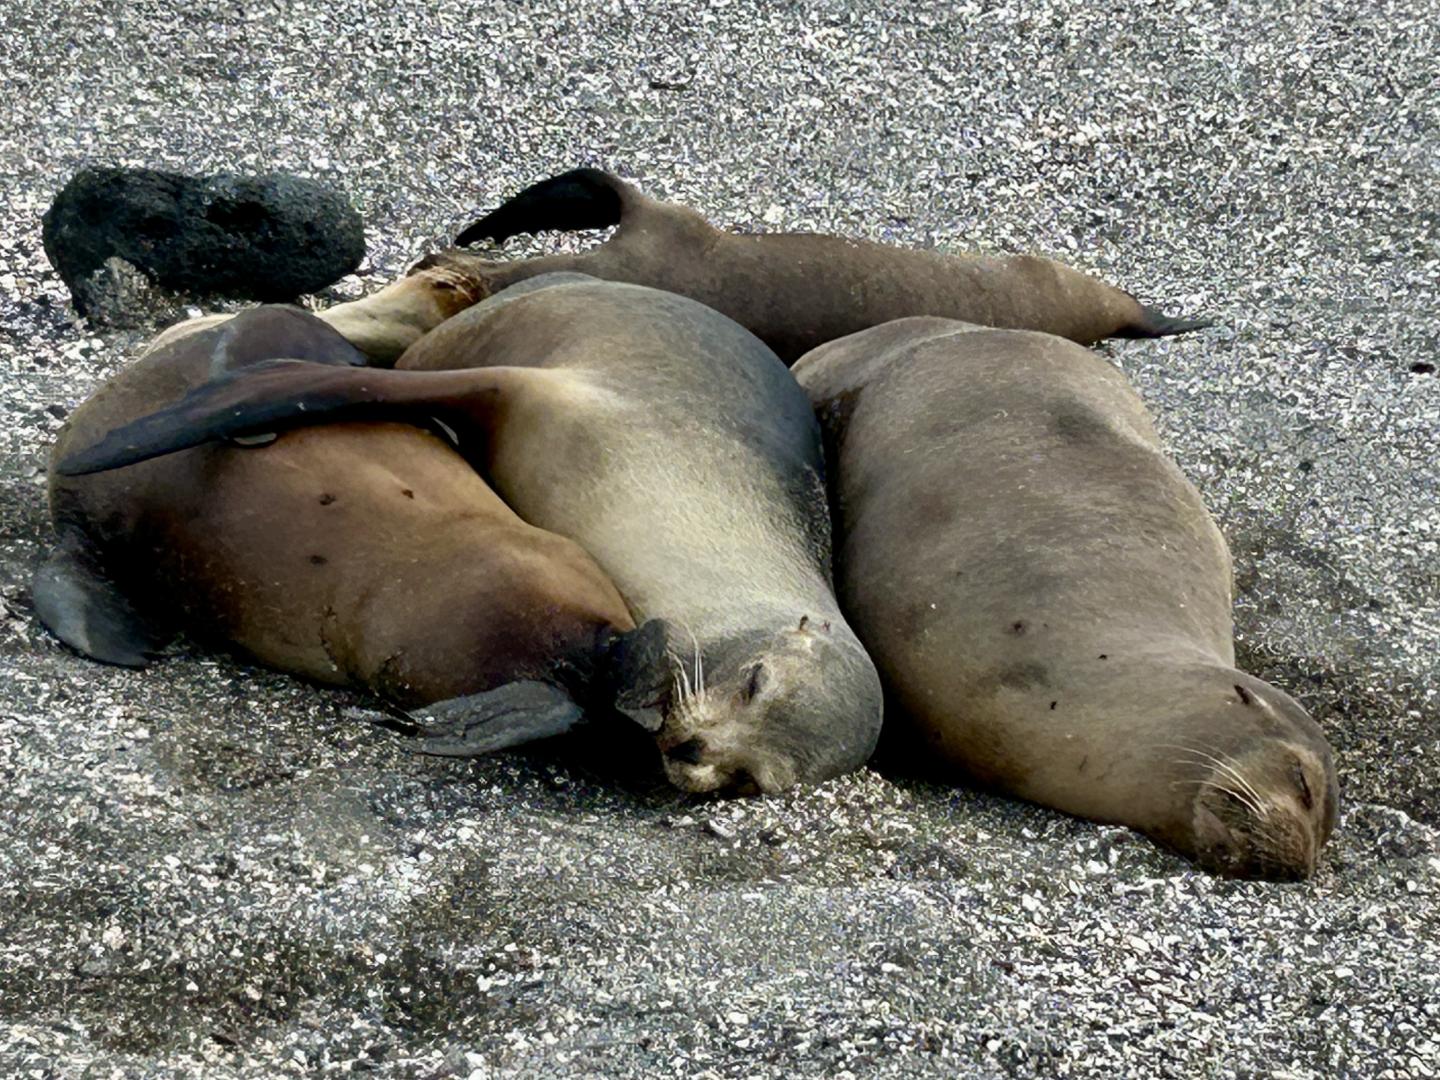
[1,1,1436,1076]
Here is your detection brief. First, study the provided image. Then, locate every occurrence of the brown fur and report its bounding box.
[44,308,633,708]
[54,277,885,793]
[437,169,1207,363]
[794,318,1337,879]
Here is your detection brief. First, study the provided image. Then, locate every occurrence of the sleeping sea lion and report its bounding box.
[36,305,666,752]
[793,317,1337,879]
[56,276,885,794]
[432,168,1209,363]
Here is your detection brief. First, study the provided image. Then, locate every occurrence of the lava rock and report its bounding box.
[68,256,200,331]
[41,167,365,314]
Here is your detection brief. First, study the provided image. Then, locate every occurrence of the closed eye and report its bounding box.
[1291,763,1314,810]
[666,738,705,764]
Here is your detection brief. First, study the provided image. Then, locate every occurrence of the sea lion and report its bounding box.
[792,318,1337,879]
[314,255,486,364]
[115,252,484,369]
[36,304,667,751]
[58,275,885,794]
[433,168,1209,363]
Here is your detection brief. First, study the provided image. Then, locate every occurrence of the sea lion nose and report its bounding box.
[666,738,705,764]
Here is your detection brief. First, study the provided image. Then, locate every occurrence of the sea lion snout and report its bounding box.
[1187,742,1337,881]
[655,624,882,796]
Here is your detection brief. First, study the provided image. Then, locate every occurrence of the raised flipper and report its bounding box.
[31,534,170,666]
[456,168,632,246]
[401,681,584,757]
[1120,304,1216,338]
[55,359,531,477]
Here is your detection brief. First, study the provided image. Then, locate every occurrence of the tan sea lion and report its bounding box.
[792,318,1337,879]
[128,252,483,368]
[36,305,669,751]
[437,168,1210,363]
[57,275,885,794]
[314,256,486,364]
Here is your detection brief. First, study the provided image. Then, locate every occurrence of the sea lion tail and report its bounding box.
[400,681,584,756]
[1121,304,1216,338]
[455,168,630,246]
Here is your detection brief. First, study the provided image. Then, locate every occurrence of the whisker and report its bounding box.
[1158,742,1268,813]
[681,625,704,704]
[1171,778,1265,818]
[667,648,693,706]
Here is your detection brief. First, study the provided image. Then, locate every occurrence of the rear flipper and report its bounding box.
[400,681,584,757]
[209,306,369,374]
[1121,304,1216,338]
[455,168,634,246]
[32,534,171,667]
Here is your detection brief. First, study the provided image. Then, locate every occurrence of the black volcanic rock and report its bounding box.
[42,167,365,314]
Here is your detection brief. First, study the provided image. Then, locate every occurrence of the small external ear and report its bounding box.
[1290,761,1314,811]
[797,615,810,631]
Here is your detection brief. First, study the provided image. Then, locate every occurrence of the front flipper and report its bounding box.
[55,359,529,477]
[402,681,584,757]
[455,168,634,246]
[32,534,170,667]
[607,618,677,733]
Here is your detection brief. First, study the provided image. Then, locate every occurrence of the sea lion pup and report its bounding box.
[314,255,486,363]
[36,305,666,752]
[792,318,1337,879]
[58,276,885,794]
[121,255,483,368]
[438,168,1210,363]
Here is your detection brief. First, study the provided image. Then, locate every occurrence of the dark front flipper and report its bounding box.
[1120,304,1216,338]
[55,359,516,477]
[32,535,170,666]
[456,168,630,246]
[402,681,584,757]
[607,618,677,733]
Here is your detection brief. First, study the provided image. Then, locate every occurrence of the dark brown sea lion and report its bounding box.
[57,275,885,794]
[436,168,1210,363]
[792,317,1337,879]
[36,305,665,751]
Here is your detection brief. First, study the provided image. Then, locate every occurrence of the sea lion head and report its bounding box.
[406,250,493,314]
[1171,677,1338,880]
[656,615,883,795]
